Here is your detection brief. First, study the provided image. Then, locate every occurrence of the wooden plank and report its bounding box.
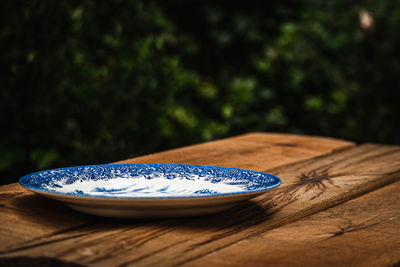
[0,133,354,252]
[0,144,399,267]
[0,183,96,253]
[114,132,355,171]
[186,181,400,267]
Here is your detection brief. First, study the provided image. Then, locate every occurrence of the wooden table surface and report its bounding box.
[0,132,399,266]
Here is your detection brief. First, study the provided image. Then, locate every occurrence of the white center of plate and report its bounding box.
[44,174,246,197]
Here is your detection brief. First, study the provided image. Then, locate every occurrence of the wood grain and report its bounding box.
[115,132,355,171]
[0,132,353,253]
[1,143,399,267]
[187,180,400,267]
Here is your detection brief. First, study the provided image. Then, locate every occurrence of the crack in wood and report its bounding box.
[81,227,178,264]
[117,239,189,267]
[325,214,400,240]
[0,232,93,256]
[184,202,277,253]
[352,148,400,166]
[273,143,297,147]
[54,225,140,258]
[0,192,23,200]
[0,222,98,254]
[133,227,176,249]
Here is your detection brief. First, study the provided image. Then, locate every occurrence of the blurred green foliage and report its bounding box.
[1,0,400,184]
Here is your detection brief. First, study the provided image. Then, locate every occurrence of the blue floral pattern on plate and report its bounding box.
[19,163,281,199]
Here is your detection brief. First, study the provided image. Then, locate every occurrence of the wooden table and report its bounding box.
[1,133,399,266]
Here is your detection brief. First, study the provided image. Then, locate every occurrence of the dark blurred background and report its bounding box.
[2,0,400,185]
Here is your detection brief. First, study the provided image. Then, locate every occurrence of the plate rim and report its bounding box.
[19,163,282,200]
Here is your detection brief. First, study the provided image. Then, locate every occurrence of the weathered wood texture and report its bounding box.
[188,181,400,267]
[0,133,353,253]
[115,132,354,171]
[1,142,400,267]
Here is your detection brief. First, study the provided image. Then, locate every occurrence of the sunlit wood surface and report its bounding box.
[1,133,399,266]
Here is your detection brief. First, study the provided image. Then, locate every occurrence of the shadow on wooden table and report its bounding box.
[1,197,273,266]
[8,193,96,227]
[9,192,275,231]
[0,256,83,267]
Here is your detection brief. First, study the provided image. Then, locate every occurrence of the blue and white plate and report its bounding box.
[19,163,281,218]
